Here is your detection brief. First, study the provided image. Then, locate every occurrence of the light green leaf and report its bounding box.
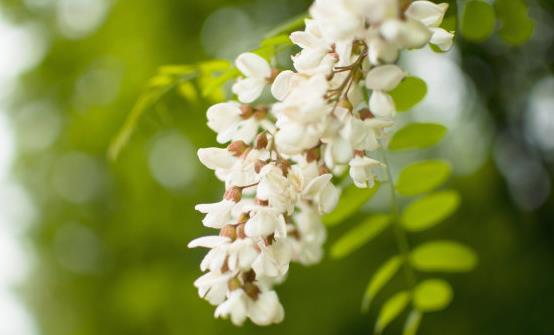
[413,279,453,312]
[389,123,447,151]
[331,215,390,259]
[495,0,535,46]
[402,310,423,335]
[375,291,411,334]
[361,256,403,313]
[323,182,380,226]
[411,241,478,272]
[389,77,427,112]
[461,0,496,42]
[396,160,452,197]
[260,34,292,48]
[264,13,308,38]
[401,191,460,232]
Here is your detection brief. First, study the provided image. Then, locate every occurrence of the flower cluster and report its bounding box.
[189,0,453,326]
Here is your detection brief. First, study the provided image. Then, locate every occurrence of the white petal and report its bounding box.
[206,102,241,134]
[271,70,295,101]
[320,183,340,213]
[365,65,406,92]
[430,27,454,51]
[232,77,266,103]
[303,173,332,198]
[381,19,432,49]
[197,147,236,170]
[235,52,271,79]
[369,91,396,118]
[188,236,230,248]
[405,1,448,27]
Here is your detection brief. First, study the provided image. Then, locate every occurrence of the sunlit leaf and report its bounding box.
[413,279,453,312]
[361,256,403,313]
[390,77,427,112]
[389,123,447,151]
[323,182,380,226]
[375,291,411,334]
[495,0,535,46]
[411,241,478,272]
[401,191,460,231]
[461,0,496,42]
[331,215,390,259]
[261,34,292,48]
[178,81,198,103]
[264,12,308,38]
[396,160,452,196]
[402,310,423,335]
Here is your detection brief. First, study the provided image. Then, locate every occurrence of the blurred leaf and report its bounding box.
[402,310,423,335]
[389,123,447,151]
[401,191,460,232]
[413,279,453,312]
[264,12,308,38]
[323,182,380,226]
[411,241,478,272]
[331,215,390,259]
[201,66,240,98]
[460,0,496,42]
[396,160,452,196]
[178,81,198,103]
[261,34,293,48]
[361,255,403,313]
[390,77,427,112]
[375,291,411,334]
[495,0,535,46]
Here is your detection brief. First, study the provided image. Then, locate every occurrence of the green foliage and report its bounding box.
[413,279,453,312]
[331,215,390,259]
[402,310,423,335]
[375,291,411,334]
[495,0,535,46]
[323,182,380,226]
[389,123,447,151]
[396,160,452,197]
[410,241,478,272]
[390,77,428,112]
[264,12,309,38]
[401,191,461,232]
[361,256,403,313]
[461,0,497,42]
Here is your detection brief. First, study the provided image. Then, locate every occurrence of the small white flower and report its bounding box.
[245,207,287,238]
[195,200,235,229]
[349,156,383,188]
[215,289,249,325]
[290,19,334,73]
[207,102,261,144]
[430,27,454,51]
[380,19,432,49]
[257,164,297,214]
[405,1,449,27]
[188,235,230,249]
[194,271,235,306]
[252,239,292,279]
[232,53,272,103]
[303,174,340,214]
[369,91,396,119]
[365,65,406,92]
[227,238,259,271]
[247,290,285,326]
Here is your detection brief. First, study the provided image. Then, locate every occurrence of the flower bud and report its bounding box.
[253,106,268,120]
[242,269,256,283]
[240,104,254,119]
[236,223,247,239]
[244,282,261,300]
[256,198,269,206]
[319,165,331,175]
[306,147,321,163]
[228,278,241,291]
[220,224,237,240]
[224,186,242,202]
[255,132,269,149]
[359,108,374,120]
[255,160,267,173]
[227,140,249,156]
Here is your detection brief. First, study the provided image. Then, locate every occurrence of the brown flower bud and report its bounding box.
[228,277,241,291]
[240,104,254,119]
[224,186,242,202]
[256,198,269,206]
[242,270,256,283]
[359,108,374,120]
[254,160,266,174]
[244,282,261,300]
[255,132,268,149]
[220,224,237,240]
[227,140,249,156]
[237,212,250,225]
[277,159,291,177]
[306,147,321,163]
[353,149,365,157]
[319,165,331,175]
[253,106,268,120]
[236,223,247,239]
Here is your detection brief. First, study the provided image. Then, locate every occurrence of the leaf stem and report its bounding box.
[379,146,416,289]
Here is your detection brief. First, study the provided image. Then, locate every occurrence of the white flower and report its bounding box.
[252,239,292,279]
[380,19,432,49]
[430,27,454,51]
[194,271,235,306]
[257,164,297,214]
[207,102,261,144]
[405,1,449,27]
[227,238,259,271]
[342,116,393,151]
[215,289,249,325]
[369,91,396,119]
[303,174,340,214]
[232,53,272,103]
[271,70,299,101]
[290,19,334,73]
[365,65,406,92]
[289,204,327,265]
[197,147,237,182]
[195,200,235,229]
[247,290,285,326]
[349,156,383,188]
[367,37,399,65]
[309,0,365,41]
[245,206,287,238]
[188,235,230,249]
[275,120,326,155]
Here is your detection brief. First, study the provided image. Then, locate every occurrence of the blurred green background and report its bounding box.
[0,0,553,334]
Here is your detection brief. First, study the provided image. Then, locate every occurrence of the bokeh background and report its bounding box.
[0,0,553,334]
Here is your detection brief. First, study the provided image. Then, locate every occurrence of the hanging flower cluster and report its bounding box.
[189,0,453,326]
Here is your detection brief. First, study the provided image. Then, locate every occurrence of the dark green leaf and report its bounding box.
[331,215,390,259]
[375,291,411,334]
[361,256,403,313]
[402,310,423,335]
[461,0,496,42]
[401,191,460,231]
[323,182,380,226]
[390,77,427,112]
[413,279,453,312]
[396,160,452,196]
[411,241,478,272]
[264,13,308,38]
[495,0,535,46]
[389,123,447,151]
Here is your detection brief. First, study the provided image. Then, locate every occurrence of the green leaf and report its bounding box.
[331,215,390,259]
[495,0,535,46]
[401,191,460,232]
[323,182,380,226]
[402,310,423,335]
[411,241,478,272]
[375,291,411,334]
[264,12,308,38]
[389,123,447,151]
[260,34,292,48]
[460,0,496,42]
[361,256,403,313]
[413,279,453,312]
[390,77,427,112]
[396,160,452,197]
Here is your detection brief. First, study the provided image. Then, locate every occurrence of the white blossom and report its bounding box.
[232,53,272,103]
